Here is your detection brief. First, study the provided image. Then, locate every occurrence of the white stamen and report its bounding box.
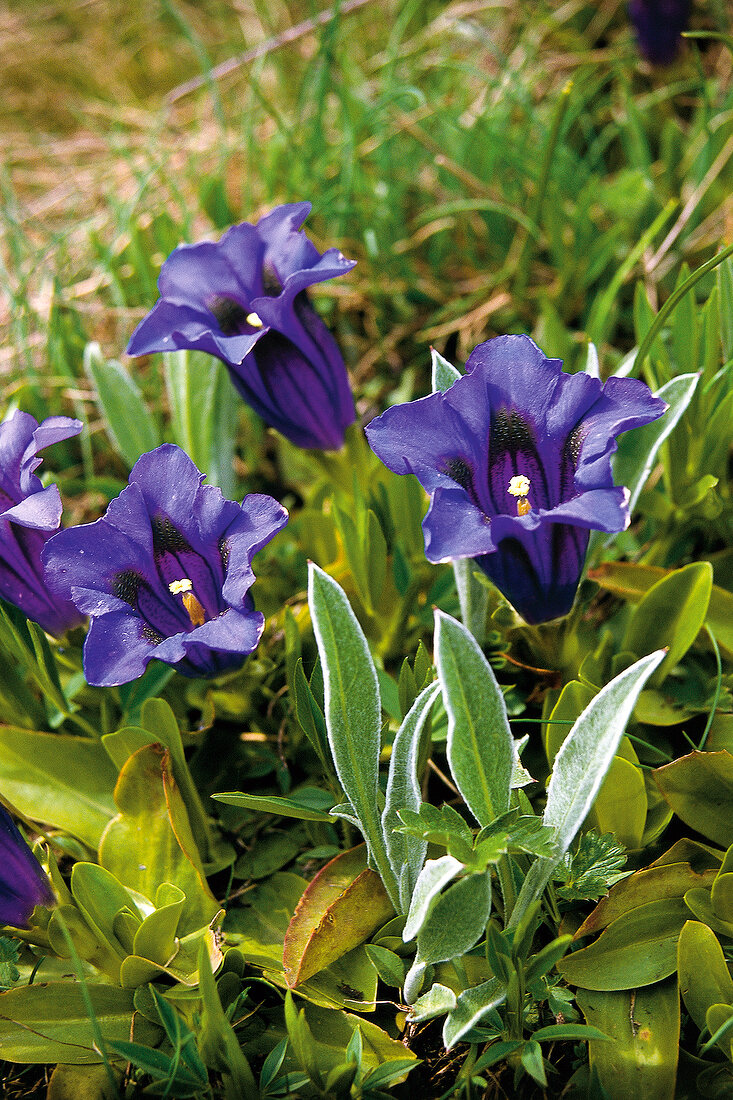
[246,312,264,328]
[169,578,193,595]
[507,474,531,498]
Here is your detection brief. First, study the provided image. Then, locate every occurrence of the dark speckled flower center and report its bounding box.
[207,295,250,336]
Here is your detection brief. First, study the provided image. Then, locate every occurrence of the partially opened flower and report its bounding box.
[127,202,356,451]
[0,411,84,636]
[42,444,288,685]
[0,804,54,928]
[366,335,666,625]
[628,0,691,65]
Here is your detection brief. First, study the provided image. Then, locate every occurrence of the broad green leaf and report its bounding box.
[577,978,680,1099]
[0,728,117,848]
[431,347,461,392]
[213,787,336,822]
[70,863,140,963]
[99,744,219,934]
[612,372,698,517]
[364,944,405,988]
[678,920,733,1055]
[654,751,733,848]
[590,561,733,660]
[588,756,647,851]
[557,898,689,990]
[576,861,718,938]
[307,564,398,905]
[415,870,492,966]
[435,610,513,826]
[442,977,508,1049]
[382,681,441,911]
[0,982,144,1064]
[225,872,378,1011]
[623,562,712,684]
[84,342,160,467]
[47,1063,121,1099]
[163,349,236,498]
[282,845,394,987]
[510,650,665,928]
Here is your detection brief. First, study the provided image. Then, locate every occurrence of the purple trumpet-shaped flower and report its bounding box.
[365,336,667,625]
[0,804,54,928]
[42,444,288,685]
[628,0,691,65]
[127,202,356,451]
[0,411,84,636]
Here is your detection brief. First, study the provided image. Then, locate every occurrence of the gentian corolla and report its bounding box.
[42,444,288,685]
[0,803,54,928]
[365,335,667,625]
[628,0,691,65]
[0,411,84,636]
[127,202,356,451]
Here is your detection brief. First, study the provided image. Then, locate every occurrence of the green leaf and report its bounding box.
[163,348,236,497]
[403,856,464,943]
[292,658,330,772]
[198,939,258,1099]
[282,845,394,987]
[612,372,698,519]
[557,898,689,990]
[307,564,398,906]
[510,650,665,928]
[653,751,733,848]
[382,682,446,910]
[434,610,513,826]
[83,342,160,467]
[0,727,117,847]
[406,983,457,1023]
[212,788,336,822]
[364,944,405,988]
[717,254,733,361]
[623,562,712,685]
[415,870,492,967]
[678,920,733,1055]
[442,977,508,1049]
[0,982,142,1064]
[431,347,461,393]
[577,978,680,1100]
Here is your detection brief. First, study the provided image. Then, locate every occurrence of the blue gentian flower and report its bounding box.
[365,336,667,625]
[127,202,356,451]
[629,0,691,65]
[0,804,54,928]
[42,444,288,685]
[0,411,84,636]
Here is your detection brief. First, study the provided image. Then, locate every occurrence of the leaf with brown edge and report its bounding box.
[283,845,394,988]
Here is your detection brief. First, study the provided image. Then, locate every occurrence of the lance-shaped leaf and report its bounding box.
[435,611,513,826]
[307,563,398,906]
[442,977,508,1049]
[509,649,666,928]
[382,681,441,912]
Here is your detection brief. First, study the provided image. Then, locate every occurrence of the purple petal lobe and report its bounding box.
[0,805,54,928]
[46,444,288,685]
[367,334,666,624]
[127,203,356,450]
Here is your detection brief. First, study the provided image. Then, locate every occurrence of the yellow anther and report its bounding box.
[182,591,206,627]
[245,312,264,328]
[169,579,206,626]
[507,475,531,517]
